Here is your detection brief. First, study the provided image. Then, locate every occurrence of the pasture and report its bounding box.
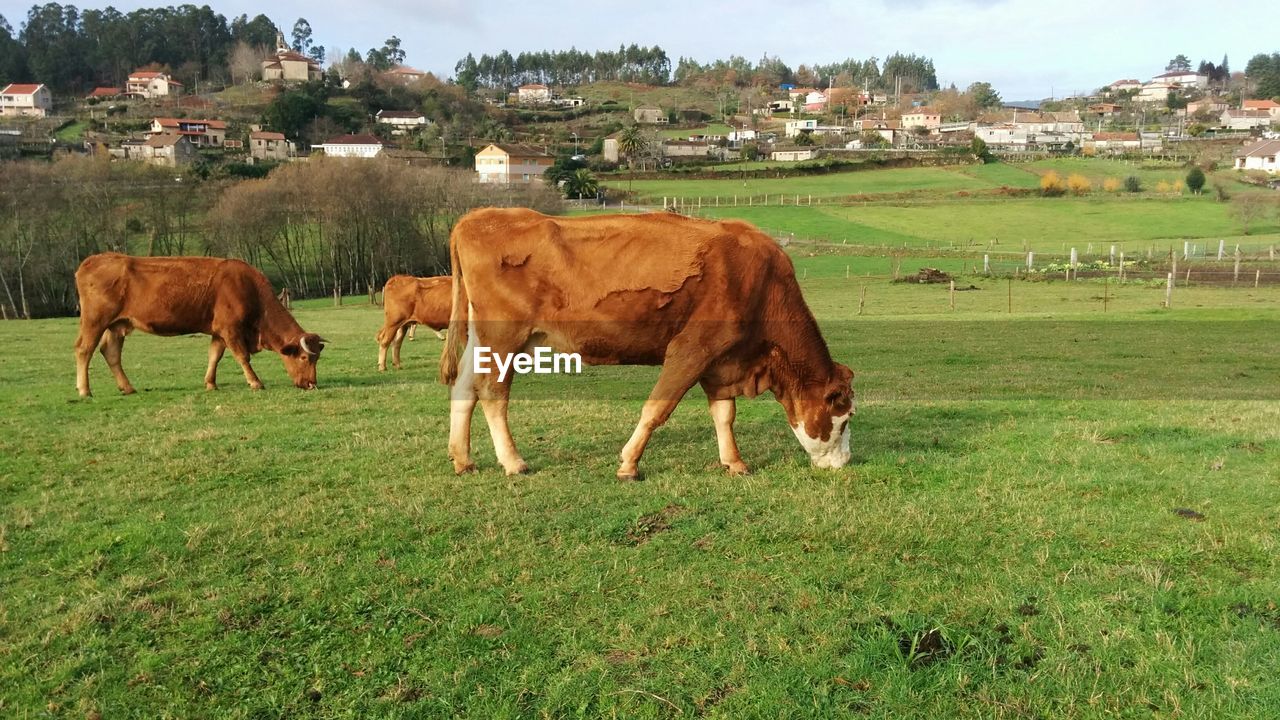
[3,271,1279,718]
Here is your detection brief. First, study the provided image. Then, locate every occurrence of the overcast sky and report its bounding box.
[1,0,1271,99]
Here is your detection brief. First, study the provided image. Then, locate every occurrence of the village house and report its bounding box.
[149,118,227,147]
[122,133,196,167]
[1242,99,1280,119]
[0,83,52,117]
[317,134,385,158]
[1186,99,1229,116]
[261,32,323,83]
[1086,103,1122,118]
[1083,131,1164,154]
[248,131,294,161]
[661,140,712,159]
[85,87,122,101]
[771,148,817,162]
[785,118,818,137]
[802,90,827,112]
[1151,70,1208,89]
[516,83,551,104]
[474,143,554,183]
[764,99,794,115]
[126,71,181,99]
[633,106,667,124]
[382,66,427,84]
[975,123,1028,149]
[375,109,430,134]
[901,107,941,131]
[1136,82,1179,103]
[1220,109,1274,131]
[1107,79,1142,93]
[1233,139,1280,174]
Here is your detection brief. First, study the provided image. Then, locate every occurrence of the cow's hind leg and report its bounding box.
[74,320,106,398]
[375,320,400,372]
[704,391,749,476]
[205,337,226,390]
[98,325,135,395]
[478,375,529,476]
[392,323,412,369]
[447,313,479,473]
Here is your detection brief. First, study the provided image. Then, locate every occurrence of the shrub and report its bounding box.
[1185,166,1206,194]
[1040,171,1067,197]
[1102,177,1122,193]
[1213,183,1231,202]
[1124,176,1142,193]
[1155,180,1171,193]
[1066,173,1091,195]
[1172,180,1184,194]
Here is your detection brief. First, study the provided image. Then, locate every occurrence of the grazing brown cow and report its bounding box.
[74,253,325,397]
[439,208,855,480]
[376,274,452,371]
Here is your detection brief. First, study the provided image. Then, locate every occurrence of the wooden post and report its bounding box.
[1165,273,1173,308]
[983,254,990,274]
[1270,246,1275,261]
[368,284,375,305]
[858,285,867,316]
[1007,276,1012,314]
[663,196,668,210]
[1110,244,1116,266]
[1171,255,1178,288]
[1183,241,1191,260]
[1103,276,1109,313]
[1118,252,1125,280]
[845,265,850,279]
[1026,251,1034,270]
[1234,249,1241,286]
[949,280,956,311]
[1185,266,1191,285]
[1217,239,1225,260]
[1256,269,1262,288]
[893,255,901,280]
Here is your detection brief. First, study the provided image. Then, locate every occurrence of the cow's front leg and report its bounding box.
[205,337,226,390]
[98,328,135,395]
[392,323,411,369]
[618,365,701,481]
[225,336,264,390]
[706,395,749,475]
[478,376,529,476]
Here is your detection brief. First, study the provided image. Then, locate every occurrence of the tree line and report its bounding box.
[672,52,938,94]
[453,44,672,91]
[0,156,563,319]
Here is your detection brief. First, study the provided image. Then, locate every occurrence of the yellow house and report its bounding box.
[474,143,554,184]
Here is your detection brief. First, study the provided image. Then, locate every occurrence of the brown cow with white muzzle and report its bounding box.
[74,253,325,396]
[376,274,451,371]
[439,208,855,480]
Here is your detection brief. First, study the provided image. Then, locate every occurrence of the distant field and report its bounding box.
[698,196,1280,252]
[4,275,1280,717]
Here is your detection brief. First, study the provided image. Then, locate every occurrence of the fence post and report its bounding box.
[1171,255,1178,288]
[1165,273,1173,308]
[1103,276,1109,312]
[1110,245,1116,266]
[1070,247,1078,280]
[845,265,850,279]
[1118,251,1125,280]
[1256,269,1262,289]
[1183,241,1191,260]
[1234,249,1241,286]
[1217,239,1225,260]
[858,285,867,316]
[983,254,990,274]
[1007,276,1012,314]
[663,196,668,210]
[1026,251,1034,270]
[949,280,956,311]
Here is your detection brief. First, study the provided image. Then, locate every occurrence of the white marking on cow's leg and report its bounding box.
[433,330,446,341]
[205,337,226,390]
[98,329,135,395]
[448,304,479,474]
[407,324,416,341]
[392,323,410,369]
[478,383,529,476]
[791,412,852,469]
[707,397,748,475]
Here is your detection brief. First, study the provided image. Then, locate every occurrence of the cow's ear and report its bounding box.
[281,343,301,357]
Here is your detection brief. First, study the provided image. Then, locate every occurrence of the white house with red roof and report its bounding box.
[383,66,427,84]
[149,118,227,147]
[1234,139,1280,174]
[317,134,384,158]
[1152,70,1207,89]
[1107,79,1142,93]
[0,83,52,117]
[127,71,181,98]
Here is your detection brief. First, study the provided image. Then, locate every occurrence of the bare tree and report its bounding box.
[228,41,263,85]
[1231,193,1278,235]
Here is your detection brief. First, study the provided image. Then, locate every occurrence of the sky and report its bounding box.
[0,0,1272,99]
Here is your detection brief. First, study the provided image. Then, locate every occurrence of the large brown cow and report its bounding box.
[439,208,855,480]
[74,253,325,397]
[376,275,452,371]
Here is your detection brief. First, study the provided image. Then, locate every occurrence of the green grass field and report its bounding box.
[3,272,1280,717]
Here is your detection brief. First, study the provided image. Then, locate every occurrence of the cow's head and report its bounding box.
[279,333,325,389]
[788,363,855,469]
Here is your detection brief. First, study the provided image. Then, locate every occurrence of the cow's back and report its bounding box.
[415,276,452,329]
[75,253,254,336]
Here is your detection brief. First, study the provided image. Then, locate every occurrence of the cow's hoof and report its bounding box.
[453,461,477,475]
[723,462,750,476]
[206,383,218,391]
[249,384,265,391]
[120,387,137,396]
[616,469,644,482]
[504,462,531,476]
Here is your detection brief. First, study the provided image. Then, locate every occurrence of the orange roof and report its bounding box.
[519,83,548,90]
[387,66,425,75]
[322,134,383,145]
[1243,99,1280,110]
[250,131,286,141]
[154,117,227,130]
[2,83,44,95]
[87,87,122,97]
[129,71,165,79]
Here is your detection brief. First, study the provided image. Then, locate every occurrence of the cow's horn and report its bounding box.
[300,335,316,355]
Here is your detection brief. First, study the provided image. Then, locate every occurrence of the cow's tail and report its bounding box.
[438,233,469,386]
